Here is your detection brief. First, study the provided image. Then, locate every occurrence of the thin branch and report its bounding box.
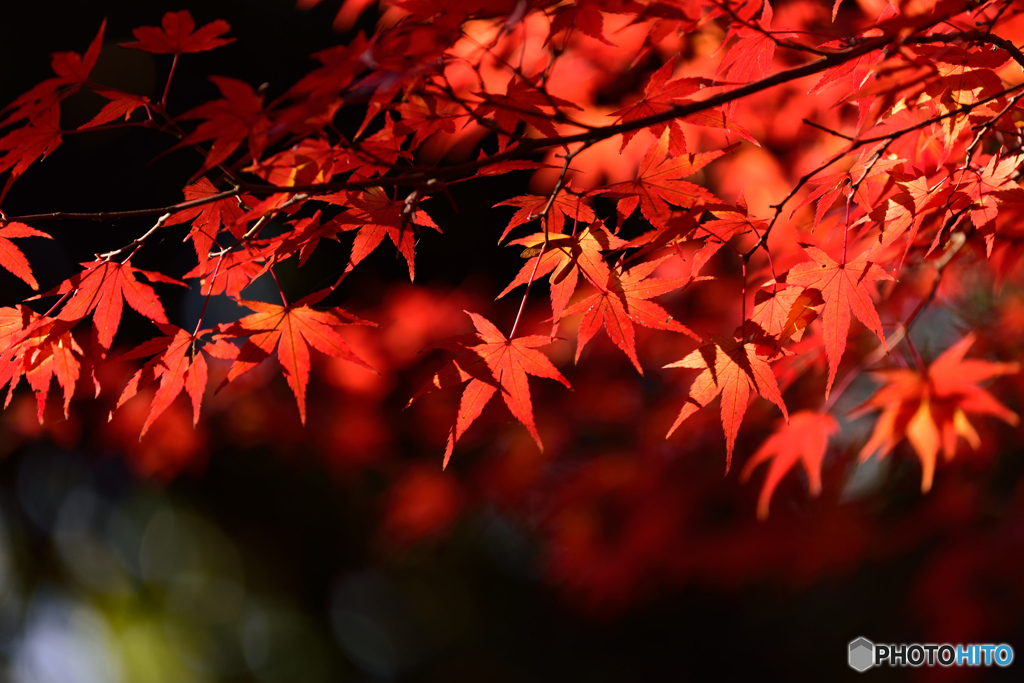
[98,212,172,261]
[10,187,241,224]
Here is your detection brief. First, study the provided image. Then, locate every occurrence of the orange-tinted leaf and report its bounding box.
[855,333,1020,492]
[786,245,893,398]
[741,410,838,519]
[665,335,788,470]
[562,257,699,372]
[498,223,625,324]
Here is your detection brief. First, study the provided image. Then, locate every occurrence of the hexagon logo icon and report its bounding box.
[849,637,874,672]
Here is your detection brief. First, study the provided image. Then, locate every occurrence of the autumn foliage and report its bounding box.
[3,0,1024,624]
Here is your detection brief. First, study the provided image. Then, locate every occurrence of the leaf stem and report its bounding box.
[161,53,179,109]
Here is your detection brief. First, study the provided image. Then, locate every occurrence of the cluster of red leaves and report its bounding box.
[0,0,1023,598]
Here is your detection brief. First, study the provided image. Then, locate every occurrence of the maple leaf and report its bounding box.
[409,312,570,468]
[0,306,82,421]
[610,61,705,152]
[855,334,1020,493]
[792,155,905,233]
[183,246,272,298]
[473,75,581,139]
[562,256,700,372]
[349,113,414,177]
[177,76,270,175]
[0,107,63,200]
[785,245,893,398]
[741,411,838,519]
[548,0,615,46]
[245,139,359,187]
[273,210,346,267]
[321,187,439,281]
[120,10,234,54]
[164,179,250,267]
[952,153,1024,238]
[77,90,150,130]
[596,130,727,227]
[609,61,754,152]
[0,20,105,128]
[665,335,788,470]
[686,195,765,278]
[494,193,596,241]
[497,223,626,325]
[216,296,377,424]
[717,0,776,115]
[43,260,185,349]
[112,325,237,437]
[866,171,947,263]
[749,284,821,350]
[0,221,50,290]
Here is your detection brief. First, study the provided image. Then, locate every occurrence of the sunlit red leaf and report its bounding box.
[216,296,377,424]
[665,335,788,470]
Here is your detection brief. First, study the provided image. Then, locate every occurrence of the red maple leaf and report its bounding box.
[0,20,105,128]
[112,325,237,436]
[473,75,580,140]
[0,306,82,421]
[0,107,63,200]
[610,61,704,152]
[77,90,151,130]
[498,223,626,325]
[562,256,700,372]
[494,193,596,242]
[0,221,50,290]
[596,130,727,227]
[45,260,185,349]
[177,76,270,175]
[785,245,893,398]
[717,0,777,114]
[749,284,821,349]
[322,187,439,281]
[120,10,234,54]
[216,295,376,424]
[548,0,615,47]
[665,335,788,470]
[741,410,838,519]
[409,312,571,468]
[164,178,250,267]
[610,60,754,153]
[686,195,766,278]
[183,247,271,298]
[854,333,1020,492]
[272,210,345,267]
